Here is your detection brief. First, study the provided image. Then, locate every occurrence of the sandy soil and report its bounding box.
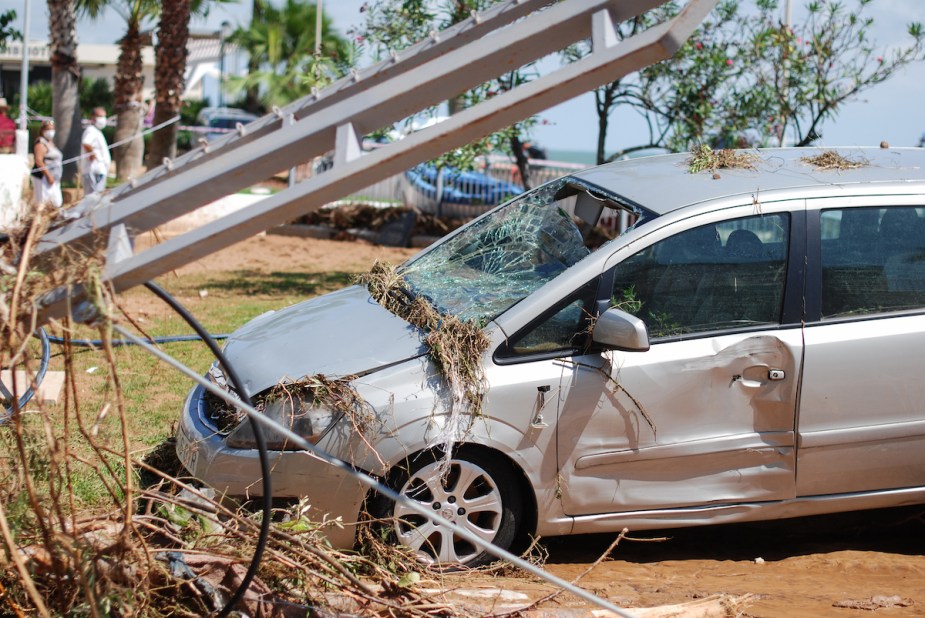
[144,231,925,617]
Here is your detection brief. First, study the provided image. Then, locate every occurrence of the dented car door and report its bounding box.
[558,208,804,516]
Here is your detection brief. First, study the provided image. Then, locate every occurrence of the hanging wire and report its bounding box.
[141,281,273,618]
[111,321,638,618]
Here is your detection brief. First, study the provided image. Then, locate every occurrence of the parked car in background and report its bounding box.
[177,147,925,568]
[196,107,258,142]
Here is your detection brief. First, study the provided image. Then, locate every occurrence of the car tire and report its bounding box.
[373,448,523,569]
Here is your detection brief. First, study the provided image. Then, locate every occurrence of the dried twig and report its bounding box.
[800,150,867,170]
[688,144,757,173]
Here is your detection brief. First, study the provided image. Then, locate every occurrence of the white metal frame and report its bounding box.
[35,0,717,321]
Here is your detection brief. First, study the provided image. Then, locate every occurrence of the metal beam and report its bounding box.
[35,0,672,259]
[35,0,718,324]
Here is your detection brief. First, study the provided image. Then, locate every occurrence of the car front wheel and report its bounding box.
[378,450,522,568]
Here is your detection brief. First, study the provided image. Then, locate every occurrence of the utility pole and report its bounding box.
[315,0,323,56]
[16,0,31,155]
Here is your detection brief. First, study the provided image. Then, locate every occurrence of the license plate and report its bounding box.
[176,424,199,473]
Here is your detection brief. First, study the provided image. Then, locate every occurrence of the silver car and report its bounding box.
[177,147,925,567]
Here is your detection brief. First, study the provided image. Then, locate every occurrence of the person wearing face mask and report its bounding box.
[32,119,63,209]
[81,107,111,195]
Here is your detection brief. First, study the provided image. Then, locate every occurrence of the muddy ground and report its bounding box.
[150,232,925,617]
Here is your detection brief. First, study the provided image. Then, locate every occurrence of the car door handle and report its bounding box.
[732,374,763,388]
[732,369,785,387]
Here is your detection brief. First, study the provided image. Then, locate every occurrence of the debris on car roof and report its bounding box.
[800,150,868,170]
[687,144,758,174]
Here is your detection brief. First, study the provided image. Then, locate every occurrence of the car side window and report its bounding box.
[821,206,925,318]
[611,214,789,338]
[501,280,599,357]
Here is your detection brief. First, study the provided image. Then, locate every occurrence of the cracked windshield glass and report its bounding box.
[402,179,603,323]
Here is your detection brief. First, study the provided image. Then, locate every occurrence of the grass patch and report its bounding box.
[202,269,357,298]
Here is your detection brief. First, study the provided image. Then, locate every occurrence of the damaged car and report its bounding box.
[177,147,925,567]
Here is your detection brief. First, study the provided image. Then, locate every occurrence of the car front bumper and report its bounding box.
[176,384,367,549]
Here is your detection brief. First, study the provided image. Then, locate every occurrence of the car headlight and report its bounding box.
[225,394,340,451]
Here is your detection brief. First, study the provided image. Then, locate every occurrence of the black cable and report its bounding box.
[46,333,230,347]
[143,281,272,617]
[1,328,51,420]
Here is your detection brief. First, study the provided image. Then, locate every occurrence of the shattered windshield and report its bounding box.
[401,179,594,323]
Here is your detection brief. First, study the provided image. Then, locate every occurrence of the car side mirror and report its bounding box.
[592,307,650,352]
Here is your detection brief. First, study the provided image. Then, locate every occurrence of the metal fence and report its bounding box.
[297,154,591,219]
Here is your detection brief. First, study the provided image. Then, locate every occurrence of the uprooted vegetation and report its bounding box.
[296,202,468,239]
[359,260,490,420]
[800,150,868,170]
[207,371,373,438]
[687,144,759,174]
[0,216,478,616]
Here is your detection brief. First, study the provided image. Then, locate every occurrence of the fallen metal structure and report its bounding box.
[23,1,717,614]
[35,0,716,324]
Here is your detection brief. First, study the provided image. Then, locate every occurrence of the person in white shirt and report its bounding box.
[81,107,111,195]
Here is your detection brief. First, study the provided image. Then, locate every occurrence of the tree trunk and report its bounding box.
[509,134,532,190]
[594,81,620,165]
[113,23,145,181]
[148,0,190,168]
[48,0,81,183]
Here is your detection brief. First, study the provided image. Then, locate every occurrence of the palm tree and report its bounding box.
[78,0,157,181]
[48,0,81,183]
[79,0,231,180]
[229,0,351,109]
[146,0,189,167]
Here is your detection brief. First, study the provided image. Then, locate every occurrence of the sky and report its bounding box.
[4,0,925,155]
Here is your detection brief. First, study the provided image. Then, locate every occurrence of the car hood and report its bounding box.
[221,285,427,395]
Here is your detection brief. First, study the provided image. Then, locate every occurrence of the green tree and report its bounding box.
[78,0,230,180]
[573,0,925,163]
[78,0,158,180]
[0,9,20,51]
[360,0,541,188]
[228,0,352,110]
[80,77,114,112]
[240,0,266,113]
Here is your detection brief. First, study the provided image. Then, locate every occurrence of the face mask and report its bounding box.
[43,130,55,140]
[94,117,107,129]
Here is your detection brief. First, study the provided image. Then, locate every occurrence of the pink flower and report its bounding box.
[356,35,364,43]
[726,58,734,66]
[877,56,884,64]
[796,37,802,44]
[695,41,703,50]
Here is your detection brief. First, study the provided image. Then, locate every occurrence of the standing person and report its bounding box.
[0,98,15,154]
[32,120,63,209]
[81,107,111,195]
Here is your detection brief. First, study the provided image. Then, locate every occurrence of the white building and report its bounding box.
[0,33,235,106]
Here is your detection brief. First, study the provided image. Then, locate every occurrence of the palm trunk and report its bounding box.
[48,0,81,183]
[113,23,145,181]
[148,0,190,167]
